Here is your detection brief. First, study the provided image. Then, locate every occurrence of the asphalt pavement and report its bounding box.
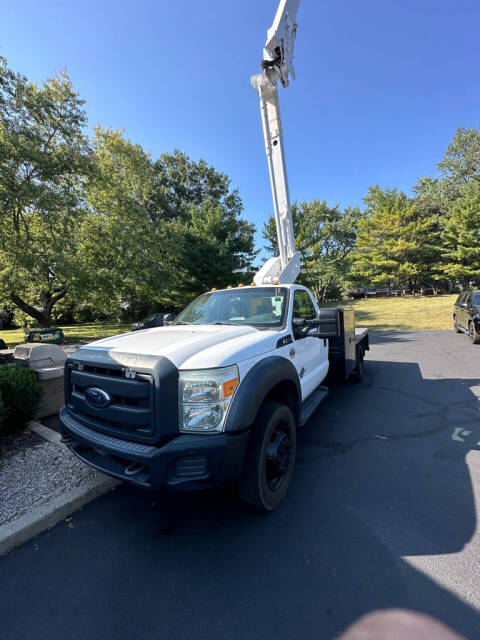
[1,330,479,639]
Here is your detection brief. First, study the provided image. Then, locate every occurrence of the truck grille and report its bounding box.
[65,363,155,442]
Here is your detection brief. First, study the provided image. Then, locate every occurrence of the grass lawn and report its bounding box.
[0,295,457,347]
[0,323,130,348]
[318,294,457,331]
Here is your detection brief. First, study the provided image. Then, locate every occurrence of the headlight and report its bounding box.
[179,365,239,433]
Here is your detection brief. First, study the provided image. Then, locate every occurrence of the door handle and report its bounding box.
[289,348,295,358]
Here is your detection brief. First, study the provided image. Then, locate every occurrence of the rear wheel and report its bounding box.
[454,315,462,333]
[351,346,365,383]
[469,321,480,344]
[238,402,296,512]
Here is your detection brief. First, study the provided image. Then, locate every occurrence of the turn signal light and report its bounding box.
[223,378,238,397]
[273,279,279,285]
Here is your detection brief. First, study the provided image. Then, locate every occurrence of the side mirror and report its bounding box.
[292,318,306,328]
[163,313,177,325]
[315,308,340,339]
[292,310,340,339]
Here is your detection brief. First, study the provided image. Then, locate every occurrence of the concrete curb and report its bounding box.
[0,421,121,556]
[0,474,120,557]
[29,420,63,446]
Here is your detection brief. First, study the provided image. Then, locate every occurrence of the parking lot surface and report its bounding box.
[1,330,479,639]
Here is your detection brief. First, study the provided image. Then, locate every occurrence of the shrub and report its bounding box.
[0,366,43,436]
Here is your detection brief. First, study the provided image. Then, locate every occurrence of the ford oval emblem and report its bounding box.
[85,387,111,409]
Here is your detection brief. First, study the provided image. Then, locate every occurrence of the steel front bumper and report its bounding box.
[59,407,249,491]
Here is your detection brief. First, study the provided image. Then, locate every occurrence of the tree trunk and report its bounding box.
[10,288,66,327]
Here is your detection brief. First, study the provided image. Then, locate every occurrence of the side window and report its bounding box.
[293,290,316,320]
[456,294,464,306]
[465,293,472,309]
[293,290,316,338]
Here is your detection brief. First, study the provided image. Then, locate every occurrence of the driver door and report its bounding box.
[291,289,328,400]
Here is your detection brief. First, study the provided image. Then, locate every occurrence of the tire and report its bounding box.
[468,321,480,344]
[454,316,462,333]
[238,401,296,512]
[351,356,365,383]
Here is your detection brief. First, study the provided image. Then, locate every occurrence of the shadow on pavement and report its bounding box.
[1,333,479,639]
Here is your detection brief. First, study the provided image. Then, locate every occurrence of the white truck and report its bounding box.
[60,0,369,511]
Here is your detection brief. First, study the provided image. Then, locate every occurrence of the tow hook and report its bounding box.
[125,462,147,477]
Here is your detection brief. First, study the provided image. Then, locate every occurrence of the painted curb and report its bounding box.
[0,474,120,557]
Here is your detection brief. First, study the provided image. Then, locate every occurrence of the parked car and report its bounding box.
[131,313,176,332]
[453,291,480,344]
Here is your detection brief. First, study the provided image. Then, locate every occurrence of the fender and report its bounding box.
[225,356,301,432]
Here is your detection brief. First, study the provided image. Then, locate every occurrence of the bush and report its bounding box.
[0,390,5,428]
[0,366,43,436]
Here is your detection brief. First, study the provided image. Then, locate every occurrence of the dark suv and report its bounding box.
[453,291,480,344]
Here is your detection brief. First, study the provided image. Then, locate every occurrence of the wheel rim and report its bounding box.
[265,424,293,491]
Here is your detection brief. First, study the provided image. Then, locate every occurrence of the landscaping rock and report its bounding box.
[0,429,101,527]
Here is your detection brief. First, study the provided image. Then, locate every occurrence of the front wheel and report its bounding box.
[469,321,480,344]
[238,402,296,512]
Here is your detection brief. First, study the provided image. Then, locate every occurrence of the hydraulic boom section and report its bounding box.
[253,0,301,286]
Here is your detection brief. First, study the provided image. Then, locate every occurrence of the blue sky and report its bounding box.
[2,0,479,259]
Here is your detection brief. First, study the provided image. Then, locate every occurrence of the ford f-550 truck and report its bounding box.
[60,0,369,510]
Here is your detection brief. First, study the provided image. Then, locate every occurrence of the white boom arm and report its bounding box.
[253,0,301,286]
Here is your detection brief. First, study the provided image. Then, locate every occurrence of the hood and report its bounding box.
[77,324,279,369]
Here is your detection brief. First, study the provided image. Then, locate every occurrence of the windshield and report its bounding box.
[174,287,289,329]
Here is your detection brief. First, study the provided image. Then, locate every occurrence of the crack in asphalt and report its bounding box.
[298,372,480,460]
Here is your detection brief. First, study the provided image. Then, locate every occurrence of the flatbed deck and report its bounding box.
[355,327,368,344]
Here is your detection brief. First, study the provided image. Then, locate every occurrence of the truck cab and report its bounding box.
[60,284,355,510]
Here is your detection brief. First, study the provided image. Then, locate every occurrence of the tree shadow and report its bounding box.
[1,354,479,640]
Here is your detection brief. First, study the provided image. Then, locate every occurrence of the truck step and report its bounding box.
[299,386,329,427]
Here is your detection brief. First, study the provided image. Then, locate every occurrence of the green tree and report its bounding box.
[441,181,480,288]
[438,127,480,189]
[263,200,361,300]
[0,58,91,325]
[351,187,440,293]
[83,129,256,314]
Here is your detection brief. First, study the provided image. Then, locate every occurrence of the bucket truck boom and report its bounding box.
[253,0,302,286]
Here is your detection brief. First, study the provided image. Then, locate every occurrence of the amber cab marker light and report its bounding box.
[238,283,244,287]
[211,287,217,291]
[227,285,233,289]
[273,279,279,285]
[251,282,256,286]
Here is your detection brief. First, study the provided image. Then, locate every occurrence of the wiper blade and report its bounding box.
[213,322,261,328]
[173,321,192,325]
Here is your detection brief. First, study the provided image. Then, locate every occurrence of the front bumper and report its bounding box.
[59,407,249,491]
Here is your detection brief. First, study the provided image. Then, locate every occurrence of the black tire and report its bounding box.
[454,316,462,333]
[469,321,480,344]
[238,401,296,512]
[351,356,365,383]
